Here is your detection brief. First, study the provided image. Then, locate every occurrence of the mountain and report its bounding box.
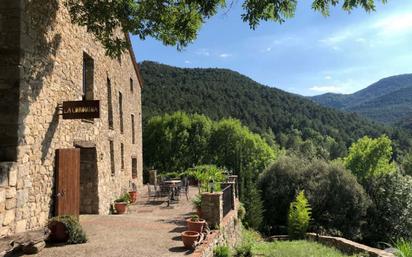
[140,61,411,157]
[311,74,412,125]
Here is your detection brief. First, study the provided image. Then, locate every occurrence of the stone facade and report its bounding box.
[0,0,143,236]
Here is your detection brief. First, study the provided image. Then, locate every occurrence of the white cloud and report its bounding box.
[184,60,191,64]
[309,85,347,94]
[196,48,210,56]
[324,75,332,80]
[219,53,232,58]
[374,12,412,34]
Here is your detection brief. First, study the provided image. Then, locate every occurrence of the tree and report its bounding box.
[401,151,412,176]
[65,0,387,57]
[344,135,396,180]
[259,155,370,239]
[288,191,311,240]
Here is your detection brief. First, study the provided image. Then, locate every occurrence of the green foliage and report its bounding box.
[144,112,213,172]
[65,1,384,57]
[394,238,412,257]
[114,193,131,203]
[344,135,396,180]
[49,216,88,244]
[143,112,274,231]
[362,173,412,244]
[259,156,370,239]
[141,61,411,160]
[190,214,200,222]
[401,151,412,176]
[288,191,311,239]
[186,165,226,192]
[237,203,246,221]
[191,194,202,209]
[214,245,232,257]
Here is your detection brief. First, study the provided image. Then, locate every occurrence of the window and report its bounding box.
[107,78,114,129]
[119,91,124,134]
[109,140,115,176]
[131,114,135,144]
[120,143,125,170]
[130,78,134,92]
[132,158,137,179]
[82,53,94,100]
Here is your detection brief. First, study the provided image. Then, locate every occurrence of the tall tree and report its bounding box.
[65,0,387,57]
[344,135,396,180]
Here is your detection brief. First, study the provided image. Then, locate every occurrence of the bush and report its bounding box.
[288,191,311,239]
[237,203,246,221]
[259,155,370,239]
[214,245,231,257]
[49,216,87,244]
[362,173,412,244]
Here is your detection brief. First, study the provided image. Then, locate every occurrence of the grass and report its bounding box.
[251,240,364,257]
[394,238,412,257]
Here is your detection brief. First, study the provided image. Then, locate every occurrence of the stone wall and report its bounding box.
[0,0,143,236]
[306,233,394,257]
[192,204,241,257]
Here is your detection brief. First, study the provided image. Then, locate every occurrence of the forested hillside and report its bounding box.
[141,61,411,158]
[311,74,412,125]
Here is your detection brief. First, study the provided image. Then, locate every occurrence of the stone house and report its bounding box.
[0,0,143,236]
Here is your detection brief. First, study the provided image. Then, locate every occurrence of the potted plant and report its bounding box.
[114,193,130,214]
[192,194,202,217]
[181,231,200,249]
[186,214,206,233]
[128,181,138,204]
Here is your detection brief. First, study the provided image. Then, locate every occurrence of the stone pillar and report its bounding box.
[201,192,223,229]
[149,169,157,185]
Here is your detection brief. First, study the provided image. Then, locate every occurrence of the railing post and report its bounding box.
[228,175,238,198]
[201,192,223,229]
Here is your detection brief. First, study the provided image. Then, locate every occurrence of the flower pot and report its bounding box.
[129,191,138,204]
[48,220,69,243]
[114,202,128,214]
[187,218,206,233]
[181,231,200,249]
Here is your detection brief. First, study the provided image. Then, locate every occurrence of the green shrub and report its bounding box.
[214,245,231,257]
[259,155,370,239]
[49,216,87,244]
[114,193,131,203]
[234,244,252,257]
[192,194,202,209]
[362,173,412,244]
[394,238,412,257]
[237,203,246,221]
[288,191,311,239]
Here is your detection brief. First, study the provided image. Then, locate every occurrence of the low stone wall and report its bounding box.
[191,206,241,257]
[306,233,394,257]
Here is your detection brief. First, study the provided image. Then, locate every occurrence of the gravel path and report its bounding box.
[34,187,198,257]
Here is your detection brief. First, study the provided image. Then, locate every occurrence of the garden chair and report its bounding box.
[178,177,189,200]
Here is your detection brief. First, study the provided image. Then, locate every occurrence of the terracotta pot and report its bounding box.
[48,220,69,243]
[129,191,138,204]
[186,218,206,233]
[181,231,200,249]
[114,202,128,214]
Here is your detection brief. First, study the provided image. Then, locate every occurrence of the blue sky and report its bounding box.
[131,1,412,96]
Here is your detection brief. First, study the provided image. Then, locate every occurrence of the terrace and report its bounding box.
[32,178,239,257]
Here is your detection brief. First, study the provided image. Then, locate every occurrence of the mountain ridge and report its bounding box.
[140,61,411,157]
[311,74,412,124]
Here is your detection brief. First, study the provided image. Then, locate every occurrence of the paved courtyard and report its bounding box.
[34,187,198,257]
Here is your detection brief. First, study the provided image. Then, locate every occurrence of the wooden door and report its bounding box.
[55,148,80,217]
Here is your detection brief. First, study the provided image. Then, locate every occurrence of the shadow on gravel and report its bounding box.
[168,246,193,255]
